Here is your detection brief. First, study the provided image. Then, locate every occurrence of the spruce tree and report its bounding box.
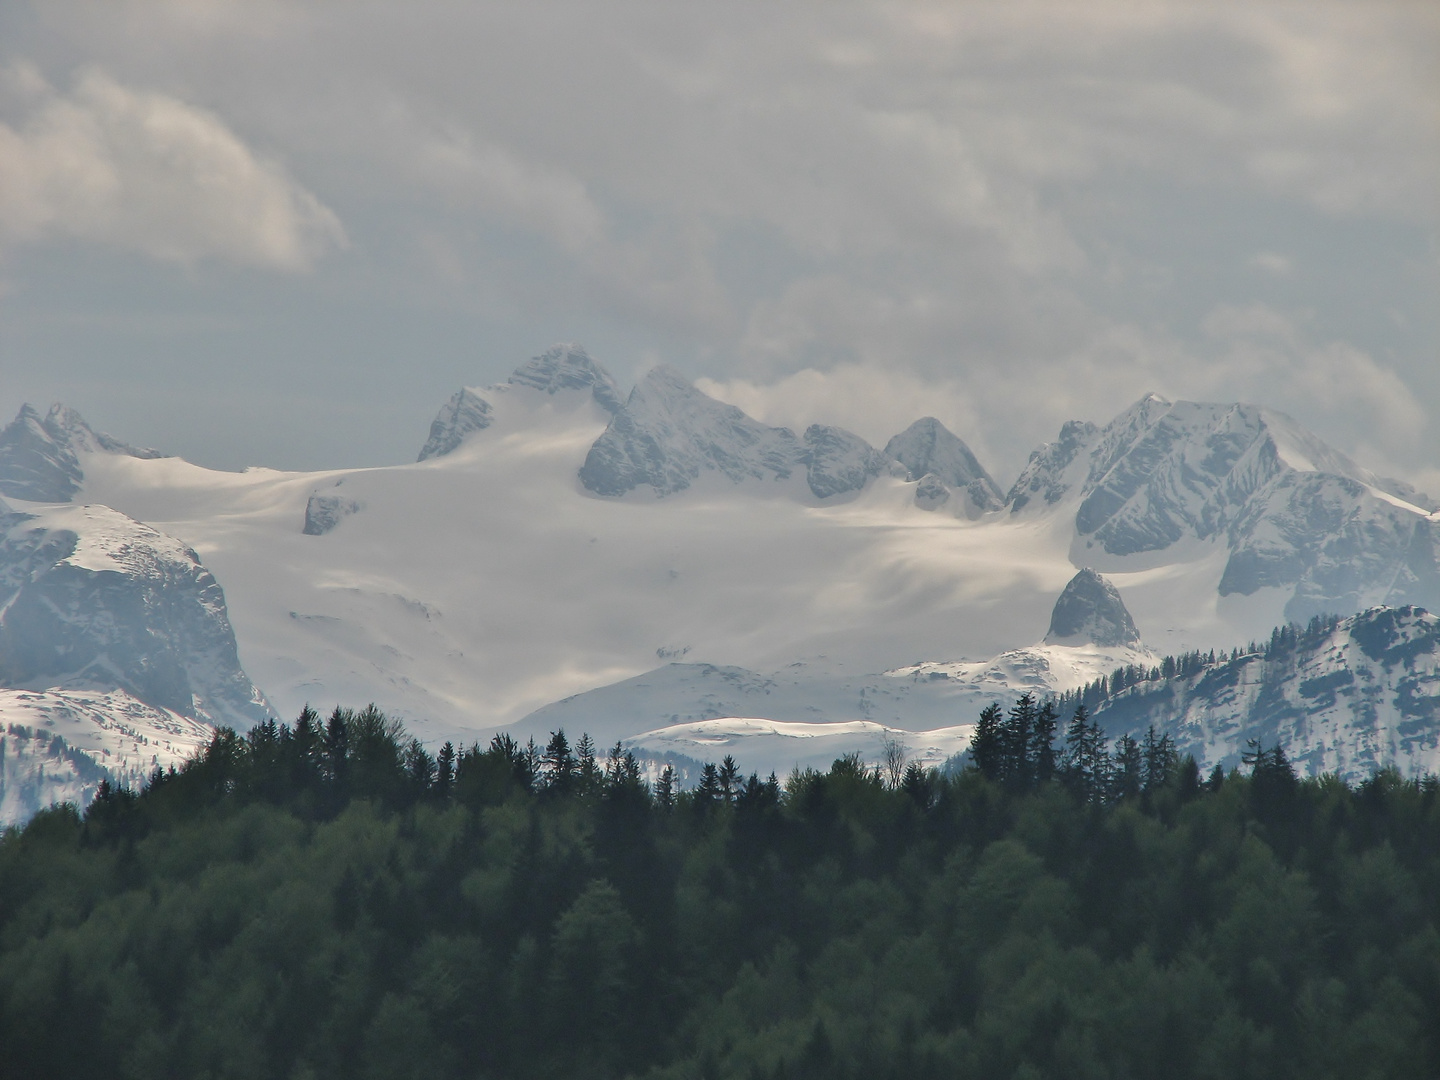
[970,703,1004,782]
[1004,693,1037,787]
[1031,700,1058,784]
[653,765,675,810]
[543,730,577,792]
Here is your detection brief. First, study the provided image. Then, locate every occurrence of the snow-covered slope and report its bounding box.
[515,569,1154,776]
[0,689,215,826]
[1008,396,1439,623]
[885,417,1005,516]
[65,357,1077,747]
[578,366,899,502]
[0,403,164,502]
[418,343,622,462]
[1091,606,1440,781]
[0,503,269,730]
[4,354,1434,793]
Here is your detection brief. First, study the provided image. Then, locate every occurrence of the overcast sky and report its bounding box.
[1,1,1436,491]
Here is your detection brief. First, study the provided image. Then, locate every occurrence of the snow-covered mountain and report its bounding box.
[0,689,216,827]
[516,568,1156,776]
[1088,605,1440,781]
[2,344,1437,816]
[418,343,622,462]
[578,365,898,501]
[0,402,164,502]
[885,417,1005,516]
[1008,396,1440,623]
[0,502,268,729]
[0,495,269,818]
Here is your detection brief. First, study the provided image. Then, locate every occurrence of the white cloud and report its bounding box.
[415,129,604,253]
[0,65,344,270]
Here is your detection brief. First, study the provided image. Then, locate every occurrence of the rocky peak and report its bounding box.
[0,504,271,729]
[579,366,805,497]
[0,403,163,503]
[886,417,1005,515]
[508,343,623,413]
[1044,568,1142,649]
[1007,418,1100,513]
[417,387,494,462]
[803,424,889,500]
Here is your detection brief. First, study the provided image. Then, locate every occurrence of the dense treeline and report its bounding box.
[1059,613,1345,714]
[2,701,1439,1079]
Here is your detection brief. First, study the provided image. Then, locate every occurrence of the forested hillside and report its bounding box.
[1,703,1438,1080]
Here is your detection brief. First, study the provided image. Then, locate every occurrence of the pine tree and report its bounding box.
[1141,726,1177,792]
[1004,693,1037,787]
[543,730,577,792]
[653,765,675,810]
[970,703,1004,782]
[576,734,601,794]
[697,763,722,805]
[718,756,741,803]
[436,741,456,795]
[1031,700,1058,784]
[1113,733,1142,799]
[1059,704,1090,795]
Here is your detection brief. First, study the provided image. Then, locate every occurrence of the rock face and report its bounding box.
[419,344,623,462]
[1009,395,1440,622]
[1093,606,1440,781]
[0,689,216,826]
[507,343,623,412]
[418,388,494,462]
[0,504,271,730]
[914,473,951,510]
[0,403,163,502]
[1045,569,1142,649]
[885,417,1004,513]
[579,367,893,501]
[803,424,889,500]
[303,487,362,535]
[580,366,806,497]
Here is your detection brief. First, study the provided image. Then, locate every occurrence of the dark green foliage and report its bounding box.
[0,700,1438,1080]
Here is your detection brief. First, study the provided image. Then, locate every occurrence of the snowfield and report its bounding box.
[1,347,1436,795]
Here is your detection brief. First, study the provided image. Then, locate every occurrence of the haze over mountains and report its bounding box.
[0,344,1436,818]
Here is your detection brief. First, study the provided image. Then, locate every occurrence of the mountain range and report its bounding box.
[0,343,1436,817]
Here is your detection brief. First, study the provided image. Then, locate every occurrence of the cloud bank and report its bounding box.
[0,65,343,270]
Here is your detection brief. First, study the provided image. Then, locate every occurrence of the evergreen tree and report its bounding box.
[1059,704,1090,796]
[1030,700,1058,784]
[1141,726,1177,792]
[576,734,601,794]
[970,703,1004,782]
[1113,733,1143,799]
[653,765,676,810]
[1003,693,1037,787]
[697,763,722,805]
[718,756,741,803]
[436,741,456,795]
[543,730,578,792]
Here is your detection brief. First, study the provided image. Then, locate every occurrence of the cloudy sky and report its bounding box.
[1,0,1436,490]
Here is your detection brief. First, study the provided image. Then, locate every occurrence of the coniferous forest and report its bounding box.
[2,701,1439,1080]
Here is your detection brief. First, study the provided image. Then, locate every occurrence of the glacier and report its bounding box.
[1,347,1438,814]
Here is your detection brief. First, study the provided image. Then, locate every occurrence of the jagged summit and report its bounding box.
[0,503,270,729]
[1008,395,1440,623]
[579,365,804,497]
[507,343,623,413]
[0,403,164,503]
[418,388,494,462]
[1045,568,1143,649]
[885,417,1004,515]
[578,367,890,501]
[417,344,623,462]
